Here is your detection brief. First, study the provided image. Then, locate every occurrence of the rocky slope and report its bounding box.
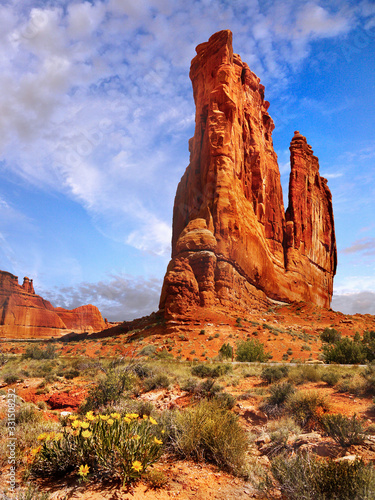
[0,270,106,338]
[160,30,336,320]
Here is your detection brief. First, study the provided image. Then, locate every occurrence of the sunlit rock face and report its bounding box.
[0,270,106,338]
[160,30,336,319]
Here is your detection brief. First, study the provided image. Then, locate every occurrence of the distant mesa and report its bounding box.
[159,30,337,320]
[0,270,106,339]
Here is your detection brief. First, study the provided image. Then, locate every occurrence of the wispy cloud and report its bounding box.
[42,274,163,321]
[342,238,375,256]
[332,291,375,315]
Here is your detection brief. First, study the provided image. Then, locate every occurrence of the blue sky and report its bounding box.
[0,0,374,321]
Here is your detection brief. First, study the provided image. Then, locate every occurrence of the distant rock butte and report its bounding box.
[159,30,337,320]
[0,270,106,338]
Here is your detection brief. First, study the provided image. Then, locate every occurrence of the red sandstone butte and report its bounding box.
[0,270,106,338]
[159,30,336,319]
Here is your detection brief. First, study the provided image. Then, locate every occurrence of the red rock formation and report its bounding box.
[159,30,336,319]
[0,271,106,338]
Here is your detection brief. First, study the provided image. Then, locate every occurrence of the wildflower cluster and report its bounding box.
[30,411,164,484]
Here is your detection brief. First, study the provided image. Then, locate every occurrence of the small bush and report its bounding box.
[80,369,133,413]
[146,469,168,489]
[261,381,296,418]
[320,327,341,344]
[269,453,375,500]
[191,364,232,379]
[320,413,366,447]
[31,412,164,485]
[22,344,58,360]
[261,365,289,384]
[143,373,171,392]
[162,399,248,476]
[321,370,341,386]
[15,404,42,424]
[286,390,329,429]
[3,373,19,385]
[235,340,271,362]
[219,343,233,360]
[213,392,237,410]
[323,338,367,364]
[287,365,322,385]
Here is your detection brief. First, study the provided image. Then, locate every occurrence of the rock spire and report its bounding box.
[159,30,336,319]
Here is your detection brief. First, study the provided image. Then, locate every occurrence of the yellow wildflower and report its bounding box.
[82,430,92,438]
[54,433,63,442]
[110,412,121,419]
[107,418,114,426]
[71,420,82,429]
[149,417,157,425]
[132,434,140,440]
[128,413,139,419]
[123,417,131,424]
[70,429,80,437]
[37,432,48,441]
[81,422,90,429]
[100,415,109,421]
[154,437,163,445]
[31,445,42,456]
[86,412,95,421]
[69,415,77,420]
[78,464,90,477]
[131,461,143,472]
[143,415,148,420]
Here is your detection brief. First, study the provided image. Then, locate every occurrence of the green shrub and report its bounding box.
[320,413,366,447]
[261,381,296,417]
[323,338,367,364]
[3,373,19,385]
[162,399,247,476]
[235,340,270,362]
[80,369,133,413]
[269,453,375,500]
[31,411,164,485]
[321,370,341,386]
[287,365,322,385]
[15,404,42,424]
[320,327,341,344]
[261,365,289,384]
[286,390,329,429]
[145,469,168,489]
[22,344,57,360]
[219,343,233,360]
[213,392,237,410]
[143,373,170,392]
[191,364,232,379]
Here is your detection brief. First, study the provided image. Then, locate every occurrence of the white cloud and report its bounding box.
[332,291,375,316]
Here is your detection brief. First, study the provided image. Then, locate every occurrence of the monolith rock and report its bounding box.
[159,30,336,320]
[0,270,106,338]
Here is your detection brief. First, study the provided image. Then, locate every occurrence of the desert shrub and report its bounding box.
[320,413,366,447]
[323,338,367,364]
[337,374,367,396]
[261,365,289,384]
[180,377,198,392]
[143,373,170,392]
[145,469,168,489]
[218,343,233,360]
[360,363,375,395]
[269,453,375,500]
[162,399,248,476]
[22,344,57,360]
[30,412,164,485]
[261,381,295,418]
[3,373,19,385]
[287,365,322,385]
[286,390,329,429]
[193,378,223,399]
[191,363,232,379]
[320,327,341,344]
[15,404,42,425]
[131,363,153,380]
[80,368,133,413]
[265,417,301,456]
[213,391,237,410]
[63,368,80,380]
[235,339,270,362]
[139,345,157,357]
[321,369,341,386]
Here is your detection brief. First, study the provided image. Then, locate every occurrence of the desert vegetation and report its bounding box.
[2,336,375,499]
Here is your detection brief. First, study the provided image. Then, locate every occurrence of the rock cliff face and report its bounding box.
[0,271,106,338]
[159,30,336,319]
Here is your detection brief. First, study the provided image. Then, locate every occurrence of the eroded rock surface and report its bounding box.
[160,30,336,319]
[0,270,106,338]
